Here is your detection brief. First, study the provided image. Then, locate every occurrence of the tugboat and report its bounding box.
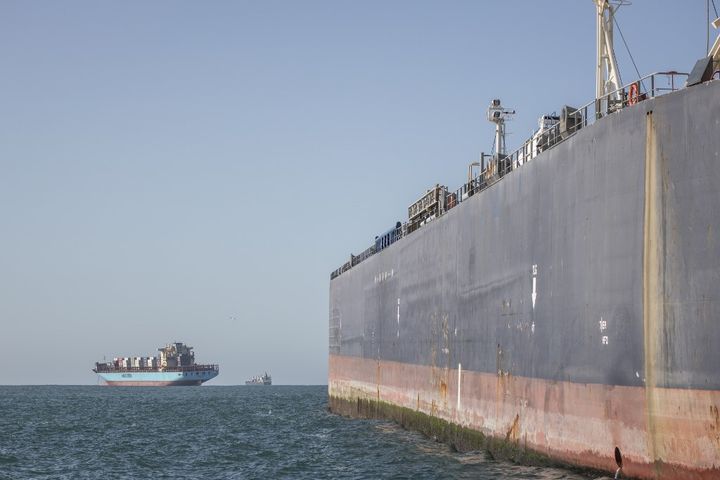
[245,372,272,385]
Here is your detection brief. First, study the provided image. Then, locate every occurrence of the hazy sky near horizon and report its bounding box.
[0,1,710,385]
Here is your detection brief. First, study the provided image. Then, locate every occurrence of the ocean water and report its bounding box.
[0,386,596,479]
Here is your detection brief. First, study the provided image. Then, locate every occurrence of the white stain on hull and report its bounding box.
[531,264,538,309]
[457,363,462,412]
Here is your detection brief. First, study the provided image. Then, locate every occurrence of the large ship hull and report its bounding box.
[97,370,218,386]
[329,81,720,479]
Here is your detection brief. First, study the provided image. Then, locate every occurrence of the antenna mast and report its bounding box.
[487,99,515,159]
[595,0,623,103]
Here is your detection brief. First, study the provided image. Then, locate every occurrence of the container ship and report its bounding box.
[329,2,720,479]
[245,372,272,385]
[93,342,219,386]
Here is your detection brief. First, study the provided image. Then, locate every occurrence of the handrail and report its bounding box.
[499,71,689,173]
[330,71,690,280]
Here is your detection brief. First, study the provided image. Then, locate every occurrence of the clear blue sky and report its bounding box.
[0,1,711,384]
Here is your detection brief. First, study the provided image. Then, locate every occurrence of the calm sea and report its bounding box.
[0,386,597,479]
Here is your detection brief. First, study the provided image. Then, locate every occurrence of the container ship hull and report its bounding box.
[329,81,720,479]
[97,370,218,386]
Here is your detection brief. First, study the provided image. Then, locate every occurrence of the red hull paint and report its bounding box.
[329,354,720,479]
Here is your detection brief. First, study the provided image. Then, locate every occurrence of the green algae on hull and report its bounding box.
[328,395,609,478]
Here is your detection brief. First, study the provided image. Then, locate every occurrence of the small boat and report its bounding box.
[245,372,272,385]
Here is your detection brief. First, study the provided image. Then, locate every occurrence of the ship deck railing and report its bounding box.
[331,71,690,280]
[93,364,219,373]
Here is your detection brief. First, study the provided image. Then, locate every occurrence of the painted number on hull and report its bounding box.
[599,318,609,345]
[374,269,394,284]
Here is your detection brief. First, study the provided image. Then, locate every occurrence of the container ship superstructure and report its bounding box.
[93,342,219,386]
[329,2,720,479]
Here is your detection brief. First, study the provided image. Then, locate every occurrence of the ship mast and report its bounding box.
[595,0,623,105]
[487,98,515,159]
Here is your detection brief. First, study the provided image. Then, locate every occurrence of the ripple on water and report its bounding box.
[0,385,597,480]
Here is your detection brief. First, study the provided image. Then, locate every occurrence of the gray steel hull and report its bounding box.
[329,80,720,478]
